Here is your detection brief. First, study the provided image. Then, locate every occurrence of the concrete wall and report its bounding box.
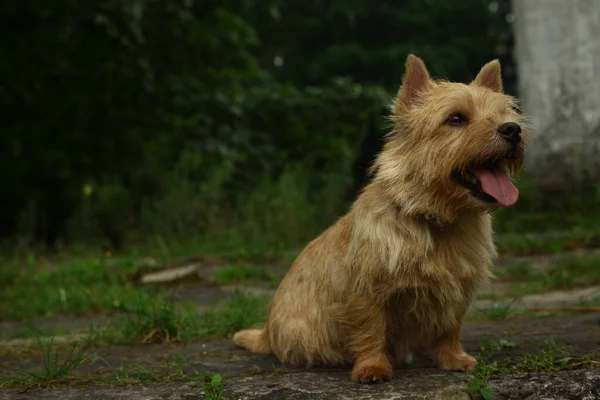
[513,0,600,189]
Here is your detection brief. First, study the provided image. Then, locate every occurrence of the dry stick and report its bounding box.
[529,306,600,312]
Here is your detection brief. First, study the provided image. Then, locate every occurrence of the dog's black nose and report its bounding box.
[498,122,522,144]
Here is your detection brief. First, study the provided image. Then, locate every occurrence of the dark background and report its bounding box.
[1,0,519,251]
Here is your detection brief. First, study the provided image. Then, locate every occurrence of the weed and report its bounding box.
[1,339,94,389]
[28,339,94,385]
[465,351,503,399]
[510,339,570,373]
[465,378,494,400]
[466,338,572,399]
[204,372,225,400]
[472,338,574,388]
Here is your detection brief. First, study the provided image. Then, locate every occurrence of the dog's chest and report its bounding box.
[425,219,495,278]
[381,225,495,309]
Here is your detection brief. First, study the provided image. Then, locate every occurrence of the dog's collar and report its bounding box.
[420,213,452,230]
[420,209,492,230]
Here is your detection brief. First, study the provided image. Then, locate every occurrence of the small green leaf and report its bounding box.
[210,374,223,388]
[481,387,494,400]
[499,339,516,348]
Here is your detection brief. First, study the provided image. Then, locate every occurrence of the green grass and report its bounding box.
[0,325,69,341]
[143,237,295,265]
[474,339,569,376]
[491,253,600,299]
[541,255,600,290]
[0,247,270,349]
[0,256,163,320]
[500,282,546,298]
[494,229,600,256]
[212,265,277,285]
[473,300,518,321]
[0,291,266,390]
[78,290,269,346]
[94,294,202,345]
[0,251,270,346]
[496,263,536,282]
[198,290,269,337]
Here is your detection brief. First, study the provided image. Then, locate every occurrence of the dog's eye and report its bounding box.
[447,113,468,126]
[511,105,522,114]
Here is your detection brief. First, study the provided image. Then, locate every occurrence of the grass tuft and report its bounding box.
[1,339,95,390]
[199,290,269,337]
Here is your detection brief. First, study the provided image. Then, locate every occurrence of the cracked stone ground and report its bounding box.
[1,231,600,399]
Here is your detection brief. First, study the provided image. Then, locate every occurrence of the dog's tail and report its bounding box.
[232,328,271,354]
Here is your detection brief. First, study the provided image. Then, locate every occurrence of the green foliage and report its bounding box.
[199,291,269,337]
[465,378,494,400]
[488,253,600,298]
[252,0,514,92]
[137,82,388,248]
[0,0,516,250]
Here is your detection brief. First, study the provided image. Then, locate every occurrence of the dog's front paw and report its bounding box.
[352,357,393,384]
[436,352,477,372]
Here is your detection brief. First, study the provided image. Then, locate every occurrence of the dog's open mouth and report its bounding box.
[453,159,519,207]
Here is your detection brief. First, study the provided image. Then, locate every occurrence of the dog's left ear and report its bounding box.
[473,60,503,93]
[398,54,432,105]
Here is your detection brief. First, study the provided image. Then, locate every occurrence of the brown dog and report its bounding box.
[233,54,527,383]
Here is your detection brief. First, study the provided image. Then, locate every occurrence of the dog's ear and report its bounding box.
[398,54,432,105]
[473,60,503,93]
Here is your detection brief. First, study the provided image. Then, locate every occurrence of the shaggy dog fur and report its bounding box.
[233,54,528,383]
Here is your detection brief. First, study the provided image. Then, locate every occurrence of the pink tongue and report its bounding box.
[473,168,519,207]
